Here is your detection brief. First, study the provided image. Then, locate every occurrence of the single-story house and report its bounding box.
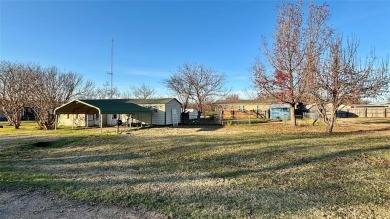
[214,100,270,119]
[0,107,35,121]
[54,98,181,129]
[0,110,6,121]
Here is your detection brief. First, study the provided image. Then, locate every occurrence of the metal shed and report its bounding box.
[54,99,153,131]
[270,103,291,120]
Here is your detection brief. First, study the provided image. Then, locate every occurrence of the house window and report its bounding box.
[66,114,70,119]
[239,105,246,111]
[112,114,117,119]
[95,114,99,120]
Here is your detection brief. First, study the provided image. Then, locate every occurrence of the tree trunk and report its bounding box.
[197,111,201,119]
[326,110,336,133]
[290,105,297,126]
[327,119,335,133]
[4,110,22,129]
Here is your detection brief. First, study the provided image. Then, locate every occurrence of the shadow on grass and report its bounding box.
[209,144,390,179]
[8,141,389,187]
[346,118,390,125]
[1,128,390,218]
[175,124,224,132]
[332,126,390,135]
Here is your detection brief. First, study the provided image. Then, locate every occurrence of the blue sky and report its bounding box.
[1,0,389,99]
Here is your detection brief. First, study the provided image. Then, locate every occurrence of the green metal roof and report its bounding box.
[126,98,179,105]
[54,99,152,115]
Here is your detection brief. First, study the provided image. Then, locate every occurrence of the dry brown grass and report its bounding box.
[1,118,390,218]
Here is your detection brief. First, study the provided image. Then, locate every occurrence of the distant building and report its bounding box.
[185,109,199,120]
[0,110,5,121]
[214,100,270,119]
[0,106,35,121]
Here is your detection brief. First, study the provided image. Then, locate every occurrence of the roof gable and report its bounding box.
[55,99,152,114]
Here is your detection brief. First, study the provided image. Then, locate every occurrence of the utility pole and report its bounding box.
[107,38,114,98]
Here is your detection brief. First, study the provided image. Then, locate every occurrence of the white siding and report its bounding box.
[131,113,153,125]
[136,104,166,125]
[135,100,181,125]
[107,114,118,126]
[165,99,181,125]
[58,114,86,127]
[58,114,101,127]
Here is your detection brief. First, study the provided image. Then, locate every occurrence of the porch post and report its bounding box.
[100,114,103,133]
[72,114,74,129]
[86,114,89,128]
[54,114,58,131]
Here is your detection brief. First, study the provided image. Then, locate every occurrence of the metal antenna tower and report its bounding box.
[107,38,114,98]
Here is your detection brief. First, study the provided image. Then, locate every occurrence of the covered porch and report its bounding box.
[54,99,153,132]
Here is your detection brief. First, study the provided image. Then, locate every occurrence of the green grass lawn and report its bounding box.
[1,119,390,218]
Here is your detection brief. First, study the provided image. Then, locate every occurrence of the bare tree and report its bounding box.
[131,83,155,99]
[165,63,227,118]
[225,94,240,101]
[0,61,105,129]
[253,0,332,126]
[29,66,84,129]
[94,81,120,99]
[164,64,194,112]
[308,37,389,133]
[73,80,96,99]
[190,64,227,118]
[0,61,35,129]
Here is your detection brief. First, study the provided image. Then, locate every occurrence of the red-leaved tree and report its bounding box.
[253,0,332,126]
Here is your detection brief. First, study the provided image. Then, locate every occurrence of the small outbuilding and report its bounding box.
[270,103,291,120]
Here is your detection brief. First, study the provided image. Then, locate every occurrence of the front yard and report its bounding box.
[1,119,389,218]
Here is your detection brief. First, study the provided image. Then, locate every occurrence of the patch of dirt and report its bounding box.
[0,190,166,219]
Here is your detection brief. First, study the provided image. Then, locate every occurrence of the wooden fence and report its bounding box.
[220,109,269,119]
[338,108,389,118]
[304,107,390,119]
